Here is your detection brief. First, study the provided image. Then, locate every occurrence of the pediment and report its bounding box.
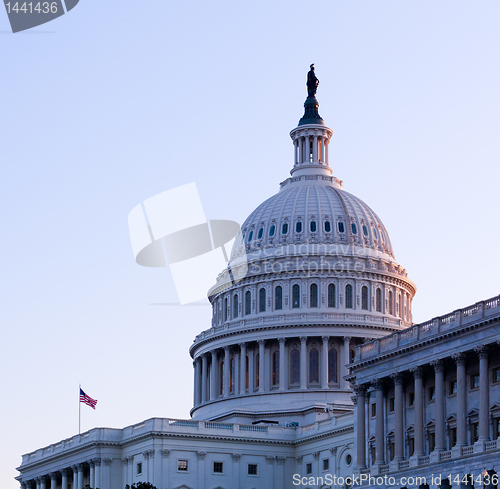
[467,408,479,417]
[174,485,194,489]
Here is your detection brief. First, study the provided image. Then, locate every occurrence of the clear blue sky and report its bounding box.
[2,1,500,486]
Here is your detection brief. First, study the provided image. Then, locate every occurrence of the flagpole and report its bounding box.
[79,383,81,435]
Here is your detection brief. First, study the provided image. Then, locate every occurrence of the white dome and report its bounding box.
[236,177,395,260]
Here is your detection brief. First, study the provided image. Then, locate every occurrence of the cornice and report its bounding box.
[351,314,500,373]
[190,320,403,356]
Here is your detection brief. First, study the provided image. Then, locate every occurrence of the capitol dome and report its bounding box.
[189,70,416,424]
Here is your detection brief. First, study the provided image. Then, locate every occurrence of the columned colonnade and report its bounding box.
[193,336,359,406]
[21,458,111,489]
[354,345,493,469]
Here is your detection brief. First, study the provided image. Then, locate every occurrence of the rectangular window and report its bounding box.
[323,459,329,471]
[495,418,500,439]
[408,392,415,407]
[472,422,479,442]
[428,386,435,401]
[248,463,258,476]
[137,462,142,475]
[178,460,188,472]
[306,463,312,475]
[389,397,395,412]
[470,373,480,389]
[429,433,435,452]
[450,427,457,447]
[409,437,415,456]
[493,367,500,383]
[449,380,457,395]
[371,403,376,417]
[213,462,223,474]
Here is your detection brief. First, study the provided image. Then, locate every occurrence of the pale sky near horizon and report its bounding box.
[2,1,500,487]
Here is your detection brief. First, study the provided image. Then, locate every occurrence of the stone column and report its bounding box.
[102,458,112,489]
[232,454,241,489]
[453,353,467,446]
[72,466,78,489]
[94,459,101,489]
[239,343,247,395]
[89,460,95,488]
[433,360,446,451]
[392,373,404,460]
[325,139,329,165]
[476,346,490,441]
[210,350,217,400]
[61,469,70,489]
[313,136,318,162]
[279,338,286,391]
[258,340,265,392]
[201,353,208,402]
[373,380,385,464]
[248,347,255,392]
[300,337,307,389]
[343,337,351,388]
[197,451,206,489]
[412,367,424,455]
[223,346,230,397]
[321,336,329,389]
[35,478,41,489]
[122,458,128,487]
[77,463,85,489]
[354,385,367,469]
[193,357,201,406]
[266,456,275,489]
[40,477,47,489]
[49,473,57,489]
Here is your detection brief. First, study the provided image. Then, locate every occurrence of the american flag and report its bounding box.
[80,388,98,410]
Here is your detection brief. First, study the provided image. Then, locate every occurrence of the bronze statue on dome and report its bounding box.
[307,64,319,97]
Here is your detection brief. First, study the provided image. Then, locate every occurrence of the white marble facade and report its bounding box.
[16,88,500,489]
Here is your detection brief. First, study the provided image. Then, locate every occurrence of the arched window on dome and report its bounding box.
[310,283,318,308]
[220,360,224,396]
[272,350,280,386]
[255,353,259,389]
[328,284,336,308]
[389,290,393,315]
[362,224,369,236]
[223,297,228,321]
[245,291,251,315]
[351,223,357,234]
[309,349,319,383]
[328,348,337,383]
[324,221,331,233]
[257,227,263,239]
[296,221,302,233]
[275,286,283,310]
[229,357,235,393]
[292,284,300,308]
[338,222,345,233]
[376,288,382,312]
[361,286,368,310]
[310,221,317,233]
[233,294,238,318]
[290,349,300,385]
[345,284,353,309]
[248,230,253,242]
[282,222,288,235]
[269,224,275,237]
[259,288,266,313]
